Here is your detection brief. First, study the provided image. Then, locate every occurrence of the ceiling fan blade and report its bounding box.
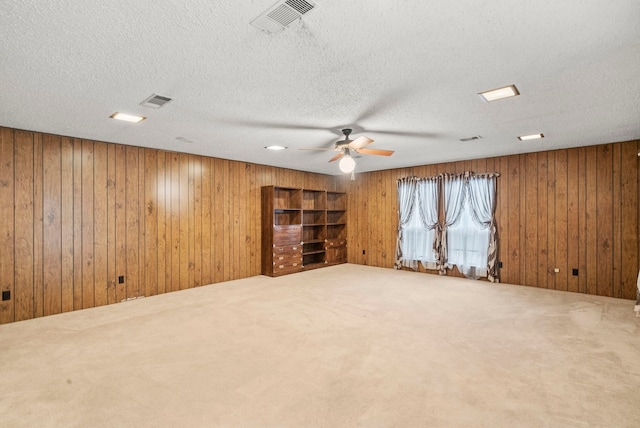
[356,148,395,156]
[328,152,344,163]
[349,136,373,149]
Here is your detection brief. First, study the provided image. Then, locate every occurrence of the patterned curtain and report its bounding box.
[438,173,467,274]
[394,177,419,269]
[416,177,440,269]
[467,174,500,283]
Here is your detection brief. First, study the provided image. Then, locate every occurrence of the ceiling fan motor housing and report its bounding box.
[335,128,353,149]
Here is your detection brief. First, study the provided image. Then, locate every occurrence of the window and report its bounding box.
[396,173,499,282]
[446,192,490,279]
[400,191,438,266]
[395,177,439,270]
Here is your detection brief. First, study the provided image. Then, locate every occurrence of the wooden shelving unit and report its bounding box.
[262,186,347,276]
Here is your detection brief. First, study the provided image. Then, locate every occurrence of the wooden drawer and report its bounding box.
[272,260,302,276]
[273,225,302,245]
[273,244,301,254]
[325,238,347,248]
[273,252,302,264]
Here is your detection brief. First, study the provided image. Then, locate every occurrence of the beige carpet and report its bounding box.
[1,264,639,427]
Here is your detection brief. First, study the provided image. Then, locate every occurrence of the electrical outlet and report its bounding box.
[118,276,125,284]
[2,290,10,301]
[554,268,560,273]
[498,261,503,268]
[572,268,579,276]
[362,250,366,255]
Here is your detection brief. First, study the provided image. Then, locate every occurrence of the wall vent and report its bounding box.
[459,135,483,142]
[251,0,319,34]
[140,94,173,109]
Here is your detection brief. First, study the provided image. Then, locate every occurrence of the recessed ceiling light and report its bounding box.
[110,112,146,123]
[265,145,287,151]
[518,133,544,141]
[478,84,520,102]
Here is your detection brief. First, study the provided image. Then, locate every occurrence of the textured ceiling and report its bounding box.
[1,1,639,175]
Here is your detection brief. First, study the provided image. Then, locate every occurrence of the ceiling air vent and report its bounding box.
[140,94,173,109]
[251,0,319,34]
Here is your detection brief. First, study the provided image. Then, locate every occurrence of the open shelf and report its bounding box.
[303,210,326,225]
[327,210,346,224]
[274,187,302,209]
[327,191,346,211]
[303,239,325,244]
[303,252,326,267]
[303,225,326,242]
[327,224,346,240]
[303,240,325,253]
[274,209,301,225]
[302,189,327,210]
[303,249,325,256]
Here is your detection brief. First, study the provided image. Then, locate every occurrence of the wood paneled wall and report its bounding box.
[0,127,337,324]
[344,140,640,300]
[1,125,637,324]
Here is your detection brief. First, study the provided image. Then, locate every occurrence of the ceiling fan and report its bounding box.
[300,128,394,173]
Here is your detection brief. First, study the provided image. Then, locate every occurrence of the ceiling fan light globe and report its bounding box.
[339,155,356,173]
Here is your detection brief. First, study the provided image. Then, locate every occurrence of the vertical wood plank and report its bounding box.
[82,140,95,308]
[253,164,261,276]
[125,146,140,299]
[536,152,548,289]
[547,152,556,290]
[179,153,189,289]
[33,133,44,318]
[496,156,509,283]
[93,142,108,307]
[596,145,614,296]
[164,152,173,293]
[201,157,212,285]
[171,153,180,292]
[187,155,195,288]
[0,128,16,324]
[145,149,158,297]
[72,139,83,310]
[555,150,568,291]
[60,137,75,312]
[213,158,224,283]
[138,149,146,295]
[620,141,639,299]
[14,131,35,322]
[585,146,598,295]
[611,143,622,298]
[524,153,537,287]
[223,160,232,281]
[43,134,62,316]
[566,148,580,293]
[234,162,243,279]
[194,157,203,286]
[156,152,167,295]
[114,144,127,303]
[507,156,521,285]
[519,156,527,284]
[106,144,117,304]
[577,147,588,294]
